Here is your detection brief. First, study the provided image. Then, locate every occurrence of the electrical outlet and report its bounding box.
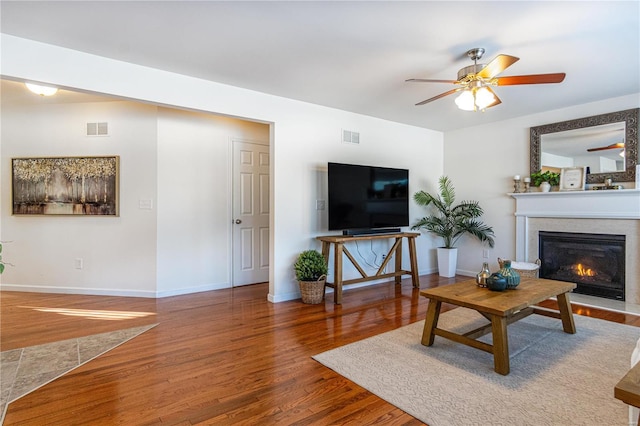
[382,254,387,260]
[482,249,489,259]
[75,258,83,269]
[316,200,326,210]
[139,199,153,210]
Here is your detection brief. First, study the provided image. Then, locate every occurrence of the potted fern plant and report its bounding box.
[294,249,328,304]
[411,176,495,277]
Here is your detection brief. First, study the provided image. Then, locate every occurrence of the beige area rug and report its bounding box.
[313,308,638,426]
[0,324,157,424]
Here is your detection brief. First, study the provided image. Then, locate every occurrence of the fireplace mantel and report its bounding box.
[509,189,640,303]
[510,189,640,220]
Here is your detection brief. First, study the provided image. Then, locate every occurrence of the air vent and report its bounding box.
[342,129,360,144]
[86,122,108,136]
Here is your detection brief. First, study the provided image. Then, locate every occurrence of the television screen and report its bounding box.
[328,162,409,233]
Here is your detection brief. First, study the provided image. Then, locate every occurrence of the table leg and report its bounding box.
[491,315,510,375]
[556,292,576,334]
[394,237,402,284]
[320,241,330,263]
[421,300,441,346]
[407,236,419,288]
[334,243,343,304]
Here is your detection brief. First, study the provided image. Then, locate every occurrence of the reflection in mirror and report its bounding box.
[541,122,626,174]
[531,108,639,184]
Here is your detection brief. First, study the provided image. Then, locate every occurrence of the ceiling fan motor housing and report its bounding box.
[458,64,485,81]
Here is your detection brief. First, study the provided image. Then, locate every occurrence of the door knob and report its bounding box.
[235,219,242,224]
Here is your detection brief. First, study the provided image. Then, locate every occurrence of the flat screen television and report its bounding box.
[328,162,409,235]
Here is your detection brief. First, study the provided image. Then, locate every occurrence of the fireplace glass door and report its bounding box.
[539,231,625,300]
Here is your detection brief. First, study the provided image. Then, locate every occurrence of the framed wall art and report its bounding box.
[12,156,119,216]
[559,166,587,191]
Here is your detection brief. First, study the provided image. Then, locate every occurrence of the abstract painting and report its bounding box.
[12,156,119,215]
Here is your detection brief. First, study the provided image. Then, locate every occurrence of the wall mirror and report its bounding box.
[530,108,639,184]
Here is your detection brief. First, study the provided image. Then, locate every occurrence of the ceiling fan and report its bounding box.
[586,142,625,152]
[406,48,566,111]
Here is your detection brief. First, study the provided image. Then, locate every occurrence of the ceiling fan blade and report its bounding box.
[484,87,502,108]
[495,73,566,86]
[415,88,460,106]
[587,142,625,152]
[476,54,519,79]
[406,78,458,84]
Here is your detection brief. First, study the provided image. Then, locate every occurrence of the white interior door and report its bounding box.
[232,140,270,286]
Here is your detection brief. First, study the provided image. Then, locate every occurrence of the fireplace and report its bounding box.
[511,190,639,304]
[539,231,625,301]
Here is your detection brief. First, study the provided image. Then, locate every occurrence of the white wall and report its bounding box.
[444,94,640,276]
[277,111,443,291]
[1,35,442,301]
[257,103,444,301]
[156,107,268,296]
[0,98,270,297]
[541,152,574,168]
[1,100,160,295]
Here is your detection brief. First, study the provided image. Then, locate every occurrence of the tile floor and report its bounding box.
[0,324,157,424]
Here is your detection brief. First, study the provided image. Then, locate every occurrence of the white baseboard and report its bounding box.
[267,271,442,304]
[421,267,438,276]
[1,271,442,302]
[155,282,229,298]
[455,269,477,278]
[0,283,156,298]
[0,281,232,298]
[268,290,301,303]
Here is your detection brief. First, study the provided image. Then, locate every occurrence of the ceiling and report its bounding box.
[1,1,639,132]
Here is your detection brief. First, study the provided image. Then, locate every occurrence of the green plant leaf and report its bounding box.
[411,176,495,249]
[531,170,560,186]
[294,250,328,281]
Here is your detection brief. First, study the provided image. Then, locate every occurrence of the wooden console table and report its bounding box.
[316,232,420,304]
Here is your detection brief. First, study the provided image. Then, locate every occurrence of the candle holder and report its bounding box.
[513,178,522,193]
[523,181,531,193]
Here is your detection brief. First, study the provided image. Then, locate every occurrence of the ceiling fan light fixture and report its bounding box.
[454,89,475,111]
[455,86,495,111]
[475,86,495,109]
[25,82,58,96]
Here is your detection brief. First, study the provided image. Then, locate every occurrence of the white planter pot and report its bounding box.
[437,247,458,278]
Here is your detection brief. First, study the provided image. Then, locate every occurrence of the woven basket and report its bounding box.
[299,276,326,304]
[498,258,541,278]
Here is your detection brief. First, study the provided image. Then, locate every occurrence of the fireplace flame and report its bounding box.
[574,263,596,277]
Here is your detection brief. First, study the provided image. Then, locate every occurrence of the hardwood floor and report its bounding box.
[2,275,640,425]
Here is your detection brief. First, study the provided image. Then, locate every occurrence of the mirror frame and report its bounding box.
[530,108,639,184]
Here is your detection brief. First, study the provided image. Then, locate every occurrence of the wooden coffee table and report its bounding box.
[420,277,577,375]
[615,362,640,426]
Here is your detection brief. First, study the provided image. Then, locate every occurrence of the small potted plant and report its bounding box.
[294,249,328,304]
[530,170,560,192]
